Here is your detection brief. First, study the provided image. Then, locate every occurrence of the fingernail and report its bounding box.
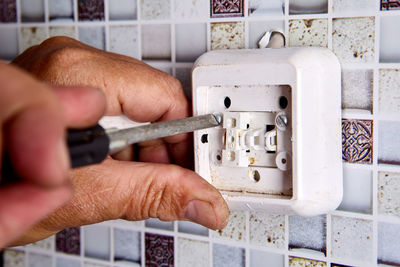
[184,200,217,229]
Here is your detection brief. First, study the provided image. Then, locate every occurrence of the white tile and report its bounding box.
[342,69,373,111]
[379,121,400,164]
[79,27,105,50]
[289,215,326,253]
[56,257,81,267]
[249,212,285,249]
[248,21,284,49]
[0,27,18,60]
[248,0,284,16]
[380,16,400,63]
[84,224,110,261]
[21,0,44,22]
[20,27,47,52]
[109,25,139,59]
[211,210,246,242]
[378,171,400,217]
[49,26,76,38]
[213,244,245,267]
[289,0,327,14]
[140,0,170,20]
[28,236,54,250]
[175,23,207,62]
[175,68,193,101]
[250,250,284,267]
[114,228,141,263]
[145,218,174,231]
[378,222,400,265]
[49,0,74,20]
[173,0,208,19]
[109,0,137,20]
[177,238,209,267]
[141,24,171,60]
[4,250,25,267]
[28,253,52,267]
[332,0,375,13]
[379,69,400,115]
[178,221,209,236]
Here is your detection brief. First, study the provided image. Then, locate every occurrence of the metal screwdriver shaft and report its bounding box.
[108,114,222,154]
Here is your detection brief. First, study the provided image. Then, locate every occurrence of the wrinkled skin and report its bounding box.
[1,37,229,247]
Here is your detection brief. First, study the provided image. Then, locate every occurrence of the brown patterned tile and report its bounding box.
[342,119,373,164]
[56,227,80,255]
[0,0,16,22]
[78,0,104,21]
[211,0,244,18]
[381,0,400,10]
[145,233,174,266]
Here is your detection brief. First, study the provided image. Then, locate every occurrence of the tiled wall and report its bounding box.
[1,0,400,266]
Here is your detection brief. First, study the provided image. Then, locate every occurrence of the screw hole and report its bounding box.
[282,158,287,164]
[201,134,208,144]
[279,96,288,109]
[224,97,231,109]
[216,155,222,161]
[249,170,261,182]
[246,124,250,129]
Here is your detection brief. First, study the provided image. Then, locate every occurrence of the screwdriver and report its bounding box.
[1,114,222,183]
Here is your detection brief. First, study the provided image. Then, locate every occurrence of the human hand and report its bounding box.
[11,37,229,245]
[0,61,106,248]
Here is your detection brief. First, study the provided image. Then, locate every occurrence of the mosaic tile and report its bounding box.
[289,215,326,254]
[211,22,245,50]
[178,221,209,236]
[3,250,25,267]
[109,0,137,20]
[249,212,285,249]
[249,20,285,49]
[0,0,16,22]
[212,210,246,242]
[141,24,171,60]
[109,25,139,59]
[379,69,400,114]
[56,227,80,255]
[211,0,244,18]
[341,69,373,111]
[114,228,141,264]
[112,219,144,228]
[28,253,52,267]
[140,0,170,20]
[380,16,400,63]
[79,26,105,50]
[21,0,45,22]
[175,23,207,62]
[49,0,74,20]
[288,19,328,47]
[145,218,174,231]
[177,238,209,267]
[379,121,400,164]
[83,263,109,267]
[379,172,400,217]
[332,17,375,63]
[0,27,18,60]
[56,257,82,267]
[378,222,400,265]
[289,0,328,14]
[339,168,372,214]
[173,0,208,19]
[381,0,400,10]
[84,224,110,261]
[28,236,54,250]
[342,119,373,164]
[250,250,284,267]
[145,233,174,267]
[331,216,373,261]
[248,0,284,16]
[289,257,326,267]
[332,0,375,13]
[20,27,47,52]
[78,0,104,21]
[213,244,245,267]
[49,26,76,38]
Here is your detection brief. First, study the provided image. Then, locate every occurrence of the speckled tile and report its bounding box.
[56,227,80,255]
[211,22,245,50]
[140,0,170,20]
[381,0,400,10]
[109,25,139,59]
[0,27,18,60]
[289,257,326,267]
[332,17,375,63]
[378,222,400,265]
[341,69,373,111]
[380,16,400,63]
[379,172,400,217]
[3,250,25,267]
[0,0,16,22]
[79,26,105,50]
[173,0,208,19]
[56,257,82,267]
[289,215,326,254]
[331,216,373,261]
[342,119,373,164]
[379,121,400,165]
[114,228,141,264]
[109,0,137,20]
[49,26,76,38]
[333,0,375,13]
[248,0,284,16]
[211,210,246,242]
[145,233,174,267]
[49,0,74,20]
[78,0,104,21]
[289,0,328,14]
[213,244,245,267]
[288,19,328,47]
[249,212,285,249]
[379,69,400,114]
[141,24,171,60]
[21,0,44,22]
[20,27,47,52]
[250,250,284,267]
[28,236,54,251]
[28,253,52,267]
[211,0,244,18]
[177,238,209,267]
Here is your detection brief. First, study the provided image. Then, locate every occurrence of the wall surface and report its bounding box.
[1,0,400,266]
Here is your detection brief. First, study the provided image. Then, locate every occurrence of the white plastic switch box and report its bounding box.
[192,48,343,216]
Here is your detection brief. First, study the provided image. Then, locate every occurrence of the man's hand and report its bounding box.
[11,37,229,245]
[0,62,106,247]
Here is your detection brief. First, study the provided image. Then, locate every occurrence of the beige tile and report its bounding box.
[289,19,328,47]
[379,69,400,114]
[289,257,326,267]
[211,210,246,242]
[20,27,47,52]
[250,212,285,249]
[211,22,245,50]
[379,172,400,217]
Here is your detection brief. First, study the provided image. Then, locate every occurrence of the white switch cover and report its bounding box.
[192,48,343,216]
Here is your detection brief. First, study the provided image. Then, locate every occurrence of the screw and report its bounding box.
[276,114,288,129]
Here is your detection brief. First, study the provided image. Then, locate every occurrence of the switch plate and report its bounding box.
[192,48,343,216]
